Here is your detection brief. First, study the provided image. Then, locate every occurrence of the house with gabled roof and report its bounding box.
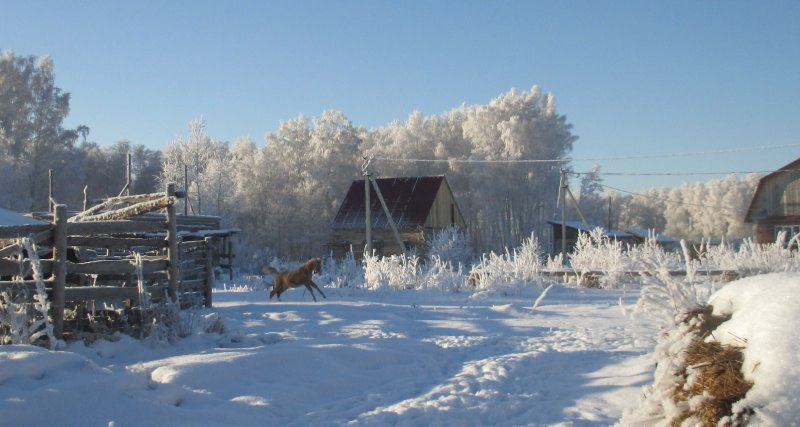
[328,176,466,258]
[744,157,800,244]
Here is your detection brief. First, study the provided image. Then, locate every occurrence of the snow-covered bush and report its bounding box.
[322,250,364,288]
[697,233,800,276]
[363,252,421,290]
[0,238,55,349]
[568,228,626,288]
[466,234,545,293]
[426,226,472,267]
[633,238,714,329]
[419,256,465,293]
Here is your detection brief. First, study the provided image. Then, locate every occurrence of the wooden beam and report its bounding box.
[67,236,166,249]
[67,220,165,236]
[0,224,52,239]
[66,259,168,275]
[64,286,139,302]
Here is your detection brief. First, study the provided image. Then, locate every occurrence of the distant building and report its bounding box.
[547,220,676,254]
[329,176,466,258]
[744,157,800,244]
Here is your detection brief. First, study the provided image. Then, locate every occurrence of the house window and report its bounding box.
[775,225,800,247]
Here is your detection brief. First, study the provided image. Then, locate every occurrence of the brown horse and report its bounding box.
[264,258,327,302]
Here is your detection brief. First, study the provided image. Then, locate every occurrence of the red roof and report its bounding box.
[332,176,445,230]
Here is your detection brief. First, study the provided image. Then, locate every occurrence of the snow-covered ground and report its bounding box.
[3,271,799,426]
[0,282,658,427]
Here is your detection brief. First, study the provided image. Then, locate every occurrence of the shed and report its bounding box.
[624,227,679,251]
[329,176,466,258]
[547,220,640,255]
[744,157,800,244]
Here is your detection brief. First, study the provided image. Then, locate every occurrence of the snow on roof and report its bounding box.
[546,219,634,238]
[0,208,48,227]
[623,227,677,243]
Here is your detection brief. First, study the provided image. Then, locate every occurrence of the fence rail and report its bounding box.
[0,184,226,340]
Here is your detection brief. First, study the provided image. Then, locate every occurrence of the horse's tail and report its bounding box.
[262,266,279,276]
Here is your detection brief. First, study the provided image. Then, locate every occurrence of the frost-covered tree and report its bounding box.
[614,174,758,241]
[160,117,226,215]
[0,51,82,210]
[364,86,576,253]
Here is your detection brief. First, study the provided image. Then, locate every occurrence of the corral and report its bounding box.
[0,184,237,343]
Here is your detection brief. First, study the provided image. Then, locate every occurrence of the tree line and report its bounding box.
[1,51,758,263]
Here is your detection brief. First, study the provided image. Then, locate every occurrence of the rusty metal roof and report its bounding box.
[331,176,445,230]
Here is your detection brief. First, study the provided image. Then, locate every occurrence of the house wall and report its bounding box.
[329,228,426,258]
[424,183,466,229]
[750,168,800,221]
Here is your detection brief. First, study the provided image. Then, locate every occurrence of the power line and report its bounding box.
[567,143,800,162]
[598,183,741,213]
[572,169,800,177]
[370,142,800,164]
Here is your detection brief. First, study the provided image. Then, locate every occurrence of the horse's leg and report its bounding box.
[309,280,326,299]
[303,283,318,302]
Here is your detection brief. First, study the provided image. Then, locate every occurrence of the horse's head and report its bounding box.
[307,257,322,275]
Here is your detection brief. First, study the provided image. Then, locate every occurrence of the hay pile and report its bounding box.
[670,306,753,426]
[621,273,800,426]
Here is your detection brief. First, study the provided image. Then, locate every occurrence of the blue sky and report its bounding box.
[2,0,799,191]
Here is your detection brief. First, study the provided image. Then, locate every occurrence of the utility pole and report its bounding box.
[126,153,132,196]
[362,157,372,257]
[559,168,567,259]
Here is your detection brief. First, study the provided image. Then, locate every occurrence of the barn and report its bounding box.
[329,176,466,258]
[744,157,800,244]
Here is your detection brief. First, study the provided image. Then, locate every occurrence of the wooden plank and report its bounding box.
[0,243,21,258]
[64,286,139,302]
[204,237,213,307]
[179,240,207,251]
[53,205,67,339]
[67,220,165,236]
[66,259,168,275]
[0,224,52,239]
[67,236,166,249]
[0,259,54,276]
[0,279,53,292]
[180,278,206,290]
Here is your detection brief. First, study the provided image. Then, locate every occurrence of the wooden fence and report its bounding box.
[0,184,226,340]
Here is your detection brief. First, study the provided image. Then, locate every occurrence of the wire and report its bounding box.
[567,143,800,162]
[598,183,742,213]
[571,169,799,177]
[370,142,800,164]
[372,157,566,164]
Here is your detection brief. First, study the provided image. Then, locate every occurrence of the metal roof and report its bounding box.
[332,176,446,230]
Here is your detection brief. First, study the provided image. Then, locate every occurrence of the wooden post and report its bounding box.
[166,183,180,302]
[370,177,407,253]
[48,170,54,214]
[183,164,189,215]
[52,204,67,339]
[559,168,567,261]
[364,173,372,257]
[227,237,234,280]
[126,153,132,196]
[204,237,214,308]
